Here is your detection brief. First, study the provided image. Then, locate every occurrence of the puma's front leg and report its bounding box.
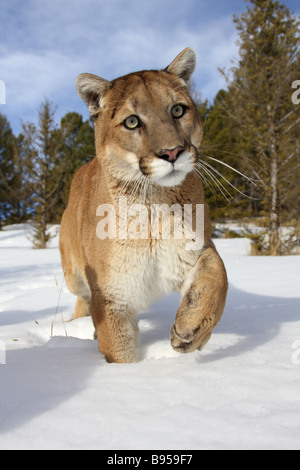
[91,292,139,363]
[171,246,228,354]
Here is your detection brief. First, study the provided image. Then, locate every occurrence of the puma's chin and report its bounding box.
[155,169,188,187]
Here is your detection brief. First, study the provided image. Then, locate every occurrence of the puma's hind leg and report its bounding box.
[61,259,91,321]
[73,296,91,320]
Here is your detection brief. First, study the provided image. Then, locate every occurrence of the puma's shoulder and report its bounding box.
[69,161,92,197]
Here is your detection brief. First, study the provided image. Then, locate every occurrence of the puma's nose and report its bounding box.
[157,146,184,163]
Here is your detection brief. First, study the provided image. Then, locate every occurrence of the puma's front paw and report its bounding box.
[170,322,212,354]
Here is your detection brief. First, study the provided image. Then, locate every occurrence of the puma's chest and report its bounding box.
[108,239,199,312]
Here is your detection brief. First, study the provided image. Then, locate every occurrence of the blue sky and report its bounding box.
[0,0,299,134]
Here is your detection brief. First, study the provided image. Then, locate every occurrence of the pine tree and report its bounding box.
[0,114,15,228]
[220,0,300,254]
[198,90,255,221]
[23,100,64,248]
[0,114,30,227]
[55,112,95,220]
[20,103,95,247]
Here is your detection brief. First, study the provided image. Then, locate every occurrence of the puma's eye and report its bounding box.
[124,115,140,129]
[171,104,186,119]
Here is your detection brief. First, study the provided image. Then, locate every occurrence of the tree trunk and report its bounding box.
[268,105,280,255]
[269,159,280,255]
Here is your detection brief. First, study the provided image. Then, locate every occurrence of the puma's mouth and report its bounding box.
[151,150,195,187]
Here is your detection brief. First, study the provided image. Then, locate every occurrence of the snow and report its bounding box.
[0,225,300,450]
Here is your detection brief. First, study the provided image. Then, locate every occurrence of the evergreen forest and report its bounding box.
[0,0,299,254]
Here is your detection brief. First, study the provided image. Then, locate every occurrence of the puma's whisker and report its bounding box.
[201,154,257,186]
[196,162,233,202]
[199,159,255,200]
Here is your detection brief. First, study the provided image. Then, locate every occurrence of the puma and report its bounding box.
[59,48,228,363]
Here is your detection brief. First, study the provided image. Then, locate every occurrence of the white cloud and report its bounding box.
[0,50,85,127]
[87,12,239,92]
[2,52,70,104]
[0,0,241,132]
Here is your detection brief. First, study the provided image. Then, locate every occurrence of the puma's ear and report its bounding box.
[165,48,196,88]
[75,73,112,116]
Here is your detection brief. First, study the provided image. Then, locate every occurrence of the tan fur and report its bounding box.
[60,48,228,363]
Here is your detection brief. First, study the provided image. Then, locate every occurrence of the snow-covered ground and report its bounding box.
[0,225,299,450]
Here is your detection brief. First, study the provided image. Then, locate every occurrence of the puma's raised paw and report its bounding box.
[170,322,212,354]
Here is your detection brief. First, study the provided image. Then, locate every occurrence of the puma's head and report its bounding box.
[76,48,203,187]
